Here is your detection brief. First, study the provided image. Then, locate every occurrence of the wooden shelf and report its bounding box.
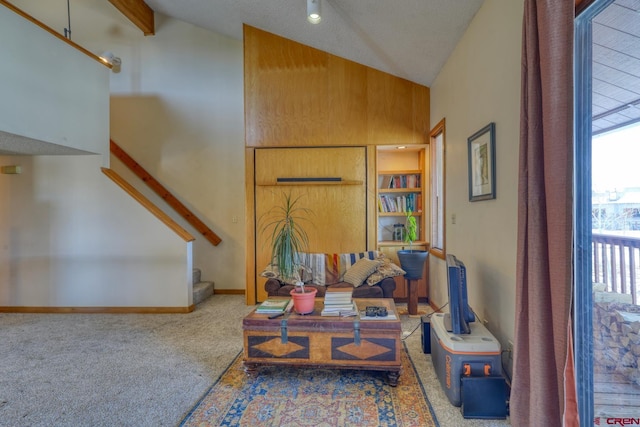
[378,240,428,247]
[256,180,363,186]
[378,169,422,175]
[378,212,422,217]
[378,188,421,193]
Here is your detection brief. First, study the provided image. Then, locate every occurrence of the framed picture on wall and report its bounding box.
[467,122,496,202]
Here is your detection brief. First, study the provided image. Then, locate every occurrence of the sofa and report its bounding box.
[262,251,404,299]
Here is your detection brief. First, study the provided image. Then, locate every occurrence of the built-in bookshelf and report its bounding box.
[376,146,427,245]
[376,145,429,301]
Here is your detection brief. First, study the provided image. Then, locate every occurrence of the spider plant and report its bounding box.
[260,192,313,287]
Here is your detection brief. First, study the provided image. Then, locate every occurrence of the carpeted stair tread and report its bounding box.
[193,281,214,305]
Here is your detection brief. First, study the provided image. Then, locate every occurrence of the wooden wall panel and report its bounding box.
[254,147,367,301]
[413,84,431,144]
[327,56,368,145]
[366,68,415,146]
[244,25,429,148]
[244,25,329,147]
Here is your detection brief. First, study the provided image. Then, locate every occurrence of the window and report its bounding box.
[430,119,446,259]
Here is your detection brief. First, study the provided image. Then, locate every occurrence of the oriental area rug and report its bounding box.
[180,347,438,427]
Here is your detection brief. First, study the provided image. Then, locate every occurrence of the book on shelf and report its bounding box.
[379,175,393,189]
[379,194,423,214]
[255,298,291,314]
[379,173,421,190]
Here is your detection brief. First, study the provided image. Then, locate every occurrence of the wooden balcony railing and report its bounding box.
[592,233,640,304]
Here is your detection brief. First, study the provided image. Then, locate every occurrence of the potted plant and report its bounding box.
[260,191,317,314]
[397,210,429,280]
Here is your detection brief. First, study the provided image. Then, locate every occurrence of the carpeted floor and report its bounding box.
[181,347,436,426]
[0,295,511,427]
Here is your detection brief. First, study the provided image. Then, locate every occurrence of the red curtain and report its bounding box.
[511,0,575,425]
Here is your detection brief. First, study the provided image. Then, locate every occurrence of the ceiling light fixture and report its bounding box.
[99,51,122,73]
[307,0,321,24]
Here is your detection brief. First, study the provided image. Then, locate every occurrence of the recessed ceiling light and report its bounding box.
[307,0,321,24]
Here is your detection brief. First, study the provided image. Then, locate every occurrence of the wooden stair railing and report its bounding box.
[101,168,194,242]
[110,139,222,246]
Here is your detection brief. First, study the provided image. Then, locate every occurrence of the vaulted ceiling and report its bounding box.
[142,0,485,88]
[142,0,640,135]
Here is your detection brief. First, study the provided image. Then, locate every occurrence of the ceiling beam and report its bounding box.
[108,0,155,36]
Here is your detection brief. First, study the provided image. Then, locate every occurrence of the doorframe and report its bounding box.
[574,0,615,423]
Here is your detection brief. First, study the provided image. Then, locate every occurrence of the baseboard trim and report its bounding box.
[0,305,196,314]
[214,289,245,295]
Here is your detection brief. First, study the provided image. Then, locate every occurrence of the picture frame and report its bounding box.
[467,122,496,202]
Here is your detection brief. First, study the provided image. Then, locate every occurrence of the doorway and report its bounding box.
[575,0,640,422]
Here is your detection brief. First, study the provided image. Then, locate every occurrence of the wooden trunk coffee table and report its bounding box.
[243,298,402,386]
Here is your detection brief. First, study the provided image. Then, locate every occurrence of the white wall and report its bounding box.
[0,155,192,307]
[429,0,524,373]
[0,2,198,308]
[0,5,109,157]
[106,16,246,293]
[9,1,246,292]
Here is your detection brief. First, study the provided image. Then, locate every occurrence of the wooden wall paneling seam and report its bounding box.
[366,145,378,250]
[245,147,257,305]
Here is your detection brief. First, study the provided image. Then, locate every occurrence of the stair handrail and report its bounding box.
[110,139,222,246]
[101,168,194,242]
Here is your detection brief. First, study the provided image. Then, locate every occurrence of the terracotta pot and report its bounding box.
[290,287,317,314]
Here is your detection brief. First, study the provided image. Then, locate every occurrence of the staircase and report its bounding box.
[193,268,215,305]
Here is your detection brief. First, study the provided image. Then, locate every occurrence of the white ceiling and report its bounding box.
[144,0,485,87]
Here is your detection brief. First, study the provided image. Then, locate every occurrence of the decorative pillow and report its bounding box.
[343,257,382,287]
[338,251,381,281]
[366,256,406,286]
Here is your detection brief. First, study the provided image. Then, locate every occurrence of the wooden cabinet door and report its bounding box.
[254,147,367,301]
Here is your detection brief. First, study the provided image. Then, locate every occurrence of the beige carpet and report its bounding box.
[0,296,510,426]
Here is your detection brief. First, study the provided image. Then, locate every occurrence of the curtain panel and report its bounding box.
[511,0,575,425]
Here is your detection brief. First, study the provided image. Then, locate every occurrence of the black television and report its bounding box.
[444,254,475,334]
